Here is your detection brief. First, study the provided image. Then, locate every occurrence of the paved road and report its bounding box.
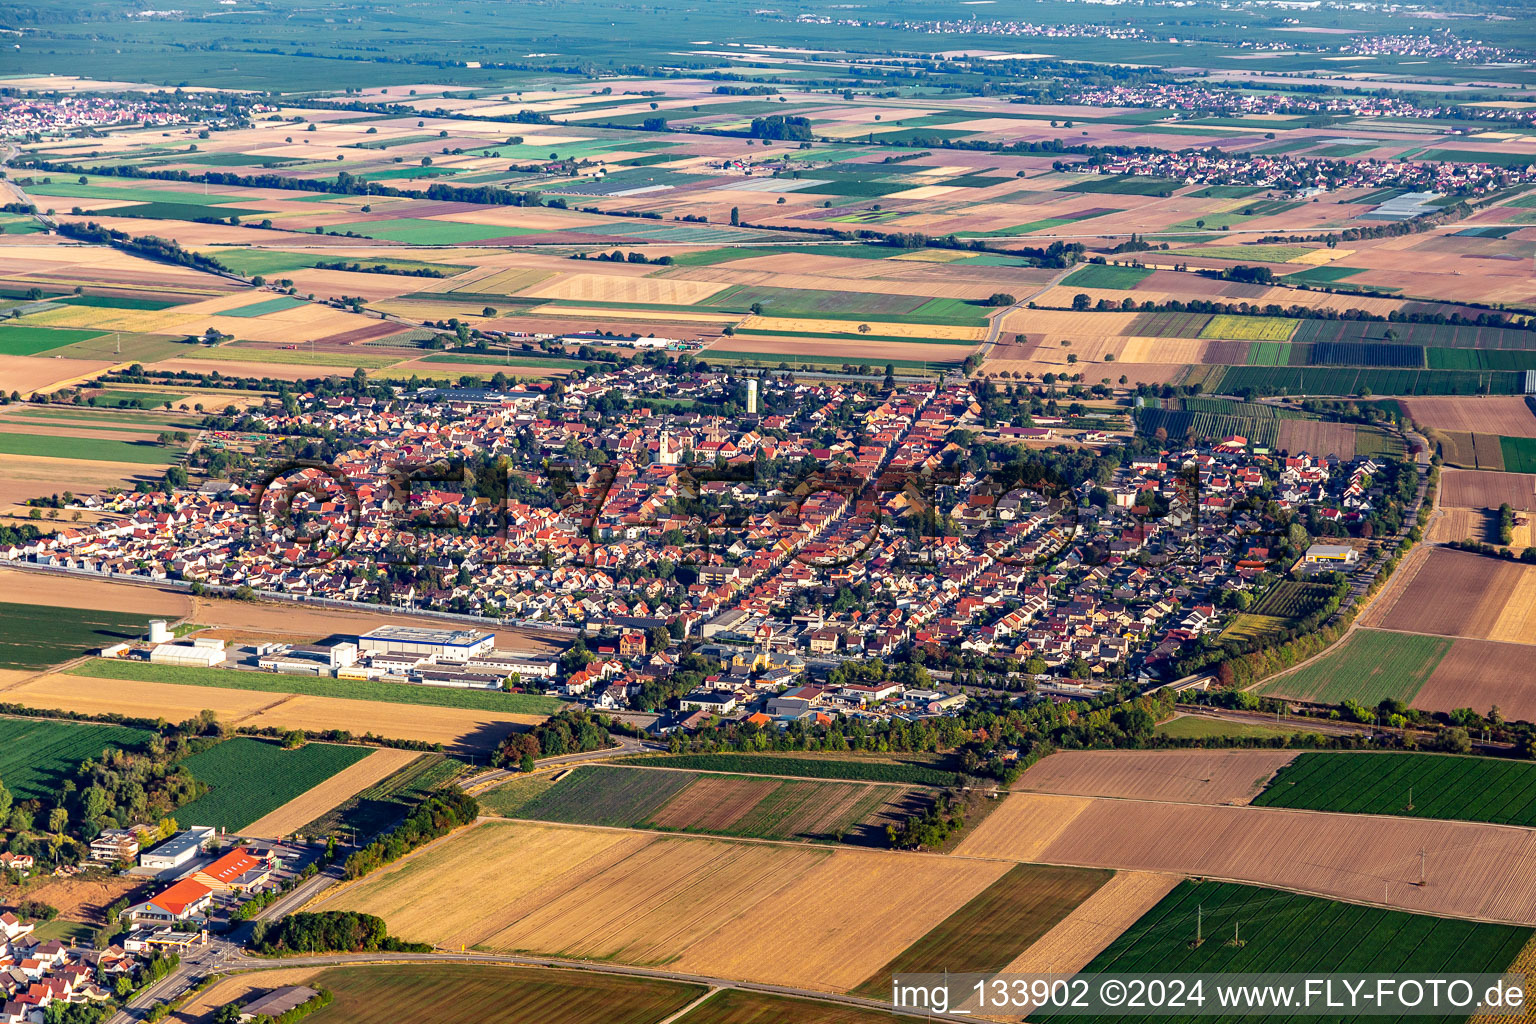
[974,262,1080,365]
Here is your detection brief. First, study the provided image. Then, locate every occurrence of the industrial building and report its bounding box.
[139,827,217,872]
[148,637,226,668]
[357,625,494,663]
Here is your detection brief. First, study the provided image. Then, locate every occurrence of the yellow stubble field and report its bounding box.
[321,819,1011,992]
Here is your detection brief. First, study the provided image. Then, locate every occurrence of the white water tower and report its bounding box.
[746,378,758,415]
[147,620,171,644]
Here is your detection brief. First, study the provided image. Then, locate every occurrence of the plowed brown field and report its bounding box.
[1368,547,1527,640]
[956,793,1536,925]
[1416,639,1536,721]
[647,776,781,832]
[1016,750,1297,805]
[1276,420,1357,458]
[1405,397,1536,438]
[1441,469,1536,512]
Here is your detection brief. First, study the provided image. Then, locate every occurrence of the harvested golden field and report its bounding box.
[169,969,323,1024]
[1441,469,1536,512]
[320,820,652,947]
[1489,568,1536,645]
[0,356,119,397]
[0,454,161,507]
[487,836,831,967]
[738,315,986,341]
[324,819,1009,992]
[0,568,191,615]
[1000,309,1140,337]
[1405,397,1536,438]
[1016,750,1297,806]
[533,305,731,324]
[1369,547,1531,642]
[0,672,275,720]
[1000,871,1181,975]
[1430,507,1500,545]
[956,793,1536,925]
[671,848,1011,992]
[242,694,540,753]
[240,747,422,838]
[523,272,729,305]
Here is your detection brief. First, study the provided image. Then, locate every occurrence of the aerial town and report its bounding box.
[3,1,1536,1023]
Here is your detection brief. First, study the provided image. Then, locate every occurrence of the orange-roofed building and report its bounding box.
[193,848,272,893]
[123,878,212,923]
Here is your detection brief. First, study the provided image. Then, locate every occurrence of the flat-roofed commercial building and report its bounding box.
[357,624,494,663]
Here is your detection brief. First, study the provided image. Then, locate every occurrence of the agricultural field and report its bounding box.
[1368,548,1536,644]
[0,601,154,670]
[498,764,923,845]
[1060,264,1153,290]
[318,819,1012,992]
[1015,750,1297,806]
[612,752,960,786]
[1199,315,1297,342]
[0,717,154,801]
[303,963,707,1024]
[1441,468,1536,512]
[63,659,562,715]
[1154,715,1325,741]
[239,746,424,839]
[1255,629,1452,706]
[301,753,465,840]
[1249,580,1335,619]
[955,792,1536,923]
[1253,752,1536,828]
[850,863,1113,997]
[174,737,373,833]
[1033,881,1531,1024]
[1,671,537,755]
[676,990,928,1024]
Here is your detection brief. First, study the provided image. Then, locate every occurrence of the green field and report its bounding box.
[66,660,565,715]
[1060,174,1178,196]
[1155,715,1324,740]
[328,218,534,244]
[0,432,182,464]
[58,294,184,311]
[1249,580,1334,619]
[0,718,155,801]
[677,990,927,1024]
[207,249,467,277]
[1174,244,1319,263]
[301,753,465,840]
[1285,264,1366,285]
[1501,435,1536,474]
[217,296,311,317]
[851,863,1112,997]
[1255,629,1450,706]
[498,764,918,844]
[1253,751,1536,826]
[0,325,106,356]
[87,389,185,408]
[1199,315,1298,342]
[177,737,372,832]
[1036,881,1531,1024]
[498,765,696,828]
[614,753,960,786]
[306,963,706,1024]
[0,601,154,669]
[1061,264,1153,290]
